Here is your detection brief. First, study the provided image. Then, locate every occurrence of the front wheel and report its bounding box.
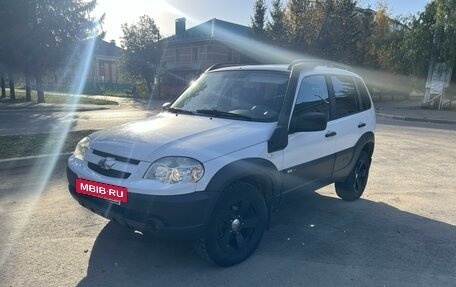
[195,182,267,267]
[335,151,371,201]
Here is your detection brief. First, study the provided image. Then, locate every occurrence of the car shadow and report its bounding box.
[77,190,456,287]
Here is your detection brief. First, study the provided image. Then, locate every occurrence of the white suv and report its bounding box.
[67,60,376,266]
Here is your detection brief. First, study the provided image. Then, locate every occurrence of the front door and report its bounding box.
[282,75,336,192]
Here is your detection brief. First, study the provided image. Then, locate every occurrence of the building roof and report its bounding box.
[94,38,123,57]
[166,18,250,44]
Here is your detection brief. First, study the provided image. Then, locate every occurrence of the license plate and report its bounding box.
[76,178,128,203]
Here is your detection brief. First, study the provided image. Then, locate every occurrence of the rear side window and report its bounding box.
[331,75,360,119]
[355,78,372,111]
[294,75,330,119]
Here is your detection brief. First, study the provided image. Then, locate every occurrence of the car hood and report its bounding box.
[89,112,277,162]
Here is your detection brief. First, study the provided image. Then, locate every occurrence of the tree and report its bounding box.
[433,0,456,68]
[0,0,28,102]
[0,72,6,98]
[8,72,16,101]
[121,15,162,99]
[26,0,100,102]
[313,0,361,64]
[364,3,411,73]
[285,0,315,51]
[356,7,376,67]
[251,0,268,39]
[266,0,288,45]
[0,0,100,103]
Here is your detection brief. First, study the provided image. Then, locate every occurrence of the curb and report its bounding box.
[0,153,71,170]
[376,112,456,125]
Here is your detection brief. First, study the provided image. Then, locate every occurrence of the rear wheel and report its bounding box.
[335,151,371,201]
[195,182,267,267]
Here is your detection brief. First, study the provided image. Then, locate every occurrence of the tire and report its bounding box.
[195,181,267,267]
[335,150,371,201]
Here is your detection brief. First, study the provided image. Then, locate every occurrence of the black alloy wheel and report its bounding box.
[195,181,267,267]
[335,150,371,201]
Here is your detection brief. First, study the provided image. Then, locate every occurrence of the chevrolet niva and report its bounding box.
[67,60,376,266]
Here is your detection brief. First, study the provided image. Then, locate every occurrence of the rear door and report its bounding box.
[327,74,365,176]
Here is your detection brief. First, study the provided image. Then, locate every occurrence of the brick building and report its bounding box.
[161,18,251,97]
[85,39,126,90]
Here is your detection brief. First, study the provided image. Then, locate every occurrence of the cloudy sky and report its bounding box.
[93,0,431,44]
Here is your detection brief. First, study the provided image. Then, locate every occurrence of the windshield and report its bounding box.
[170,70,289,122]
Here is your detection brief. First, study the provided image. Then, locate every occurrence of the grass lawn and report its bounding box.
[0,130,97,159]
[1,90,118,105]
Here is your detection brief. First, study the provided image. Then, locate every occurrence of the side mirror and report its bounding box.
[162,102,171,111]
[290,112,327,133]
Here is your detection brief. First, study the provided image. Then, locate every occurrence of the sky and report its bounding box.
[93,0,432,45]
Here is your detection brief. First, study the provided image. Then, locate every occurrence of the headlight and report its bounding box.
[144,157,204,184]
[74,137,90,160]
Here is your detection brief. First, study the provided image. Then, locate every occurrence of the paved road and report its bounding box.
[0,97,162,136]
[1,120,455,287]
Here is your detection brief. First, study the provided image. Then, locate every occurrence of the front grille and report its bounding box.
[88,162,131,179]
[92,149,140,165]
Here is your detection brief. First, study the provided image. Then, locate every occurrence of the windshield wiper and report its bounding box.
[168,107,194,115]
[196,109,252,120]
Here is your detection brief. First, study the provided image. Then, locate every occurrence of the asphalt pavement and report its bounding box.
[0,96,164,136]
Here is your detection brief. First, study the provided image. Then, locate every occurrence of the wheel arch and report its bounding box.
[204,158,281,227]
[205,158,281,202]
[333,132,375,181]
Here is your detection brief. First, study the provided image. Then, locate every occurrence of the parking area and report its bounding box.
[0,119,455,287]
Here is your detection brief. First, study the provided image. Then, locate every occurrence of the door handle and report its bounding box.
[325,131,337,138]
[358,123,366,128]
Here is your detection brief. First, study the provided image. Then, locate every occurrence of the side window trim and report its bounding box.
[354,78,372,111]
[325,75,336,121]
[352,77,364,112]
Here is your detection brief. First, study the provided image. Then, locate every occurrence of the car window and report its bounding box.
[355,78,372,111]
[331,75,360,119]
[294,75,330,119]
[171,70,289,122]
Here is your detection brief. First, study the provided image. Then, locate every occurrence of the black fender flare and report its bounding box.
[333,132,375,181]
[205,158,281,201]
[204,158,282,227]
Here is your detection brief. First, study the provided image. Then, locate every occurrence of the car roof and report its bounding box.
[211,64,362,79]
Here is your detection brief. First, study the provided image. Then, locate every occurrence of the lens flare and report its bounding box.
[0,36,97,268]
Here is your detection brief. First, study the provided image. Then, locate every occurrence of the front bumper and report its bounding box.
[67,167,220,239]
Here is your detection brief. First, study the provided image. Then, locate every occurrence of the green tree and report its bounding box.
[285,0,316,51]
[251,0,268,39]
[433,0,456,67]
[397,2,439,77]
[121,15,162,98]
[313,0,361,64]
[0,0,100,103]
[0,0,29,101]
[266,0,288,45]
[28,0,100,102]
[356,8,376,67]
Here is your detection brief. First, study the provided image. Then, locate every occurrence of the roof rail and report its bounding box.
[205,63,243,72]
[288,59,352,71]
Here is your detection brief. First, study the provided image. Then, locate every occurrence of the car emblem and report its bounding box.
[98,157,116,170]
